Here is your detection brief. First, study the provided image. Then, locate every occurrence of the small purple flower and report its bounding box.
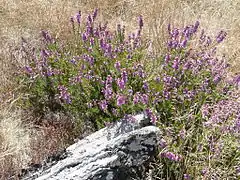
[184,174,191,180]
[90,37,94,46]
[112,108,118,116]
[116,94,126,106]
[46,68,53,76]
[133,92,141,104]
[114,61,121,71]
[25,66,33,74]
[99,100,108,111]
[141,94,149,104]
[145,108,157,124]
[121,69,128,83]
[172,57,179,70]
[193,20,200,32]
[161,151,182,162]
[201,168,208,176]
[159,139,167,148]
[69,59,76,65]
[87,15,92,24]
[104,121,113,127]
[201,104,210,118]
[106,75,113,85]
[58,85,71,104]
[143,81,149,91]
[213,74,221,84]
[163,90,170,100]
[183,61,191,70]
[206,36,212,46]
[236,167,240,176]
[216,30,227,43]
[155,76,161,83]
[128,89,133,96]
[82,33,87,42]
[181,39,188,48]
[41,30,52,43]
[165,54,170,63]
[40,49,50,59]
[103,84,113,100]
[233,74,240,87]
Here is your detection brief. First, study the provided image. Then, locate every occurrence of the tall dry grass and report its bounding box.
[0,0,239,178]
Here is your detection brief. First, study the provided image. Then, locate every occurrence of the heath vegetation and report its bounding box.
[0,0,240,179]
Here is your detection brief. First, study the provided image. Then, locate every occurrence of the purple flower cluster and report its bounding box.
[133,92,149,105]
[167,21,199,50]
[145,108,157,124]
[58,85,71,104]
[161,151,182,162]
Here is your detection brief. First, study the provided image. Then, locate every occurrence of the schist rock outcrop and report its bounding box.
[21,113,162,180]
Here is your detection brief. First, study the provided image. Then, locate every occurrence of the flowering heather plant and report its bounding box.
[18,9,148,128]
[17,9,240,179]
[147,23,240,179]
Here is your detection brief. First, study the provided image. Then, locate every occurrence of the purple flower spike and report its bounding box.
[93,8,98,20]
[213,74,221,84]
[133,92,141,104]
[165,54,171,64]
[216,30,227,43]
[58,85,71,104]
[138,15,143,30]
[114,61,121,71]
[87,15,92,24]
[82,33,87,42]
[141,94,149,104]
[116,94,126,106]
[145,108,157,124]
[193,20,200,32]
[121,69,128,83]
[172,57,179,70]
[25,66,33,74]
[76,11,81,24]
[181,39,188,48]
[117,78,126,90]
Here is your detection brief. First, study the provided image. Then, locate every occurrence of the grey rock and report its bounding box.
[22,113,161,180]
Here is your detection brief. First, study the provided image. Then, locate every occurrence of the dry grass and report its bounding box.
[0,106,31,179]
[0,103,75,179]
[0,0,240,178]
[1,0,239,89]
